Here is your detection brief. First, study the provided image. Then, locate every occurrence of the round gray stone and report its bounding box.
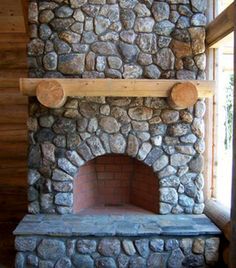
[37,239,66,260]
[98,238,121,257]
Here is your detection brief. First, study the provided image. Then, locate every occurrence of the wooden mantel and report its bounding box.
[20,78,215,109]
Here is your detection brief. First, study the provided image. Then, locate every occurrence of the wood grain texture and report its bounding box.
[20,78,216,98]
[206,2,234,47]
[0,0,28,265]
[168,82,198,109]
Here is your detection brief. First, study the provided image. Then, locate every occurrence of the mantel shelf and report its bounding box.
[20,78,215,98]
[19,78,215,109]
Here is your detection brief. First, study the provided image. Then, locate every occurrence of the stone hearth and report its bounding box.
[14,214,220,267]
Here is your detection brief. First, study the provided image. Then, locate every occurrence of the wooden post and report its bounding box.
[230,2,236,267]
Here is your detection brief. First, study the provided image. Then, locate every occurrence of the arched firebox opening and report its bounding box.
[73,154,159,214]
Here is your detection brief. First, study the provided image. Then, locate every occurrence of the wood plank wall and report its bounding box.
[0,0,28,267]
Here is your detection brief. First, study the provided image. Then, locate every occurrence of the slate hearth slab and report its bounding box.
[14,214,220,237]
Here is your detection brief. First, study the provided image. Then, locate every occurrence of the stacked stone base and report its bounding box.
[15,235,220,268]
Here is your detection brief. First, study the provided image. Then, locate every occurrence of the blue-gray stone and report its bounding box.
[98,238,121,257]
[55,193,73,207]
[150,239,164,252]
[165,239,179,250]
[147,253,168,268]
[77,239,97,254]
[134,239,149,258]
[168,248,185,268]
[72,254,94,268]
[95,257,116,268]
[55,257,71,268]
[37,239,66,260]
[129,256,146,268]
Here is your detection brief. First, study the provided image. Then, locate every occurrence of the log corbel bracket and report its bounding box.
[19,78,215,109]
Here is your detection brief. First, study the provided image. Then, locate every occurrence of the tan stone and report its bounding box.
[189,27,205,55]
[170,40,192,59]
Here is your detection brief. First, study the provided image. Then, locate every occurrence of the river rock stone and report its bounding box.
[189,27,205,55]
[150,239,164,252]
[119,42,139,63]
[191,14,207,26]
[155,48,175,70]
[137,33,157,54]
[110,134,126,154]
[123,64,143,78]
[96,257,116,268]
[152,2,169,21]
[144,65,161,79]
[127,134,139,157]
[99,117,120,133]
[71,254,94,268]
[122,240,136,255]
[137,142,152,160]
[160,188,178,204]
[120,9,136,29]
[129,256,146,268]
[168,248,185,268]
[179,194,194,207]
[95,16,111,34]
[189,155,204,173]
[134,239,149,258]
[98,238,121,257]
[15,237,37,252]
[77,240,97,254]
[168,123,189,137]
[58,158,77,176]
[128,107,153,121]
[153,154,169,171]
[191,0,207,12]
[58,54,85,74]
[134,17,155,32]
[37,239,66,260]
[205,238,220,264]
[55,193,73,206]
[91,42,118,55]
[87,136,105,156]
[154,20,175,36]
[161,110,179,124]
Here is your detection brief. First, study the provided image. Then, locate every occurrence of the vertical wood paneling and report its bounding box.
[0,1,28,266]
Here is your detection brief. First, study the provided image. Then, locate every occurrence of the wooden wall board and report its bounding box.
[0,3,28,263]
[0,0,26,33]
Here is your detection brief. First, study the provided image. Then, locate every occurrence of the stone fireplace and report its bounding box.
[14,0,222,267]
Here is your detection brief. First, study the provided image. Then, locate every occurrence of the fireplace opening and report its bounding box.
[73,154,159,214]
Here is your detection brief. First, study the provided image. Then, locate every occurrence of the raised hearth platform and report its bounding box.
[14,214,221,267]
[14,213,220,237]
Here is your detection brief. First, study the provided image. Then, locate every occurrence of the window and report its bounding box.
[206,1,234,209]
[212,33,234,208]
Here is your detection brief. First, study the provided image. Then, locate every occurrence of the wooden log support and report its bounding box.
[36,80,66,108]
[19,78,215,109]
[168,82,198,109]
[204,199,231,241]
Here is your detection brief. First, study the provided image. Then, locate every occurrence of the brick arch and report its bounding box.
[73,153,160,214]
